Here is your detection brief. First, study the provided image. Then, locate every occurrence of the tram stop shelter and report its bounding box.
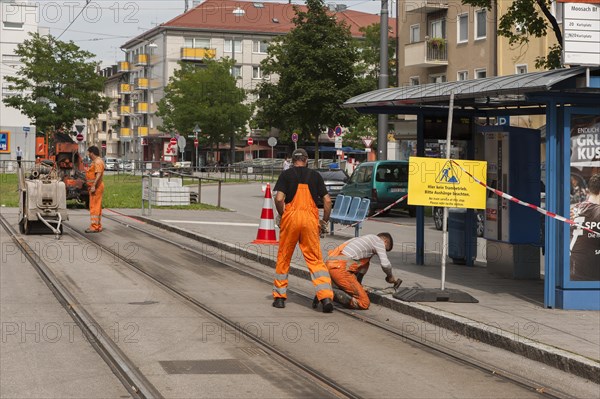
[342,67,600,310]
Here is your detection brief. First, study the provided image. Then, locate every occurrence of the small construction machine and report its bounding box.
[35,132,89,207]
[17,161,68,237]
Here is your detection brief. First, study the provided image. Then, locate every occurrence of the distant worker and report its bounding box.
[85,146,105,233]
[16,146,23,167]
[272,148,334,312]
[319,233,401,310]
[569,173,600,281]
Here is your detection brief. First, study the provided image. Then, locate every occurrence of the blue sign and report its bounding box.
[498,116,510,126]
[0,131,8,152]
[23,126,30,132]
[334,125,343,136]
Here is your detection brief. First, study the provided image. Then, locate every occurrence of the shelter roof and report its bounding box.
[343,67,600,115]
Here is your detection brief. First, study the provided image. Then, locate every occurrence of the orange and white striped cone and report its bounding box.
[252,183,278,245]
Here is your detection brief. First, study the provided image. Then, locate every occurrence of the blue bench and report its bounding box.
[329,195,371,237]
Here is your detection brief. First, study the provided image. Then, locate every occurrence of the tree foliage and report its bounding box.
[356,23,397,89]
[253,0,361,158]
[462,0,562,69]
[3,33,110,133]
[156,59,252,147]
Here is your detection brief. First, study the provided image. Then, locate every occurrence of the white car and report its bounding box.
[104,157,119,171]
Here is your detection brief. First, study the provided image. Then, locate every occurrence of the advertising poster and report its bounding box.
[569,114,600,281]
[0,131,9,153]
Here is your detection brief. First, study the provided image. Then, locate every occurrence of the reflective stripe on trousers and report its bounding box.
[273,183,333,301]
[89,182,104,231]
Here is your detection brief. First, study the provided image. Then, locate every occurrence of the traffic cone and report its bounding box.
[252,183,278,244]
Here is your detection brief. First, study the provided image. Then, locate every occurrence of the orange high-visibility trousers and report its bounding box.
[88,182,104,231]
[273,184,333,301]
[326,244,371,309]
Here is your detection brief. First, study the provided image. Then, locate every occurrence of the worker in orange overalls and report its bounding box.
[272,148,334,312]
[85,146,105,233]
[319,233,401,310]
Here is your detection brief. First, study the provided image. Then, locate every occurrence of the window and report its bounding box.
[457,70,468,81]
[252,66,263,79]
[457,13,468,43]
[225,39,242,54]
[184,37,210,48]
[409,76,420,86]
[516,64,528,74]
[430,19,445,39]
[231,65,242,78]
[430,74,446,84]
[475,68,486,79]
[475,9,487,39]
[410,24,420,43]
[3,21,24,29]
[252,40,268,53]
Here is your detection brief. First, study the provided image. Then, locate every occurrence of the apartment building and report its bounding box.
[114,0,390,164]
[0,0,39,163]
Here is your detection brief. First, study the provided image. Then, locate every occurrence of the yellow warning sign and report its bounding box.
[408,156,487,209]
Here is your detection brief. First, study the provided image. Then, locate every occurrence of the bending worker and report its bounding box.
[272,148,335,312]
[321,233,401,310]
[85,146,105,233]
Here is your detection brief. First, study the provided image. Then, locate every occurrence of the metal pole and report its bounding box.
[230,38,236,166]
[441,92,455,291]
[377,0,389,161]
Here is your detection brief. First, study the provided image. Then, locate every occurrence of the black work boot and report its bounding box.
[272,298,285,308]
[312,295,319,309]
[333,289,353,307]
[320,298,334,313]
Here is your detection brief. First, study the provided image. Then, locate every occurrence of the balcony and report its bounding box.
[135,102,149,114]
[404,39,448,68]
[118,105,132,115]
[117,61,130,72]
[134,78,149,90]
[118,83,132,94]
[135,53,149,66]
[137,126,149,137]
[405,0,448,14]
[120,128,131,138]
[181,47,217,61]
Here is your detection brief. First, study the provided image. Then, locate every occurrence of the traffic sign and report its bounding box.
[327,128,334,139]
[101,142,107,149]
[334,125,343,136]
[23,126,30,132]
[170,137,177,146]
[75,125,85,134]
[268,137,277,147]
[291,133,298,143]
[76,133,84,142]
[247,137,254,145]
[362,137,373,148]
[194,138,199,147]
[177,136,186,150]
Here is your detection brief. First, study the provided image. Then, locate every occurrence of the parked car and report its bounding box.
[316,168,349,206]
[118,159,133,171]
[432,207,484,237]
[104,157,119,171]
[339,160,415,216]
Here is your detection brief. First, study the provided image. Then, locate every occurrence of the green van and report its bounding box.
[340,160,415,216]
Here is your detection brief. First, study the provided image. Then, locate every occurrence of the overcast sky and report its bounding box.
[37,0,389,68]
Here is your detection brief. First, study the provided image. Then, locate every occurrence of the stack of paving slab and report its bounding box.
[143,177,190,206]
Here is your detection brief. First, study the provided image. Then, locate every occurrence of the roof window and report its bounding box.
[253,2,264,8]
[272,18,279,23]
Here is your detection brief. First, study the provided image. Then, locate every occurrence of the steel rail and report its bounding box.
[100,212,573,399]
[0,214,162,399]
[64,220,357,399]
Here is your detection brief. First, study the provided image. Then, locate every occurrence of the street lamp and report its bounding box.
[230,6,245,166]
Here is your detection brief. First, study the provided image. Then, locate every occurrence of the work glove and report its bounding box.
[319,219,329,236]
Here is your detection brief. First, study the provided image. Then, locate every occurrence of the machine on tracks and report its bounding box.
[17,161,68,237]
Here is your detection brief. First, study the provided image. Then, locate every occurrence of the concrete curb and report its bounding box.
[135,215,599,384]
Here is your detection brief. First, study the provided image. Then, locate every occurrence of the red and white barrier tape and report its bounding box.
[450,160,599,238]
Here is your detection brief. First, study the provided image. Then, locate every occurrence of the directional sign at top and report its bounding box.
[334,125,343,136]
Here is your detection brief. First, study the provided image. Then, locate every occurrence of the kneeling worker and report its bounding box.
[320,233,401,310]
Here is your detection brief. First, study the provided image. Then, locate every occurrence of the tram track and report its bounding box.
[97,212,569,399]
[0,213,161,399]
[1,208,575,398]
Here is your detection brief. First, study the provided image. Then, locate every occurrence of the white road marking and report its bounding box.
[160,220,259,227]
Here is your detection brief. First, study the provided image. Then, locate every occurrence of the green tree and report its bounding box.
[254,0,360,160]
[462,0,562,69]
[156,59,252,150]
[356,23,397,89]
[3,33,110,133]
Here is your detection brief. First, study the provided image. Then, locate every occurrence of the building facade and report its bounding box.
[113,0,390,165]
[0,0,39,163]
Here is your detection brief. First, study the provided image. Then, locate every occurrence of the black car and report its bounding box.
[433,207,484,237]
[316,168,349,206]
